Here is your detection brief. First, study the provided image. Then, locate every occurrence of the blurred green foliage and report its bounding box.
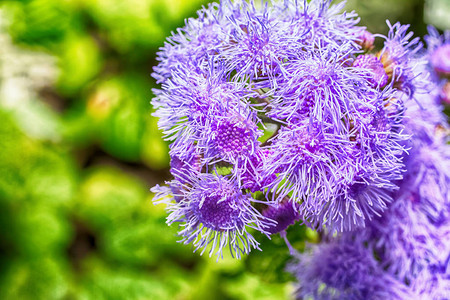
[0,0,446,299]
[0,0,298,298]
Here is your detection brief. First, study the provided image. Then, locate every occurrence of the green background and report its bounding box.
[0,0,447,299]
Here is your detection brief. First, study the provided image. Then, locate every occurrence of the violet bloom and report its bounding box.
[425,26,450,106]
[362,188,449,282]
[220,2,287,80]
[401,71,449,224]
[377,21,422,96]
[357,30,375,51]
[262,199,300,235]
[352,69,450,282]
[263,48,409,231]
[359,130,450,281]
[152,174,273,259]
[353,54,389,87]
[288,237,413,300]
[411,263,450,300]
[272,0,361,52]
[431,44,450,76]
[152,3,227,84]
[152,0,424,258]
[426,26,450,78]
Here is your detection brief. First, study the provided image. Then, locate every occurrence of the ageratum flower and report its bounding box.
[152,0,423,257]
[153,63,264,173]
[377,21,422,95]
[442,82,450,105]
[262,46,409,231]
[267,46,375,123]
[411,263,450,300]
[398,136,450,226]
[357,30,375,51]
[425,26,450,107]
[272,0,361,51]
[425,26,450,78]
[367,121,449,282]
[362,185,449,282]
[220,1,288,81]
[152,3,226,84]
[152,173,273,259]
[352,68,450,282]
[262,198,300,234]
[401,64,449,224]
[353,54,389,87]
[403,76,448,145]
[287,29,450,298]
[288,237,413,300]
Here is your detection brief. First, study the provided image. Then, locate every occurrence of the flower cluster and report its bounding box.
[152,0,425,258]
[426,26,450,105]
[288,236,414,300]
[288,28,450,299]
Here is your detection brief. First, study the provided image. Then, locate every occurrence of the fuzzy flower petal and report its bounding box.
[288,237,413,300]
[152,174,273,259]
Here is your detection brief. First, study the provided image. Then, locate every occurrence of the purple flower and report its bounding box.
[431,44,450,76]
[263,78,408,231]
[356,30,375,51]
[262,199,300,235]
[411,263,450,300]
[220,1,288,80]
[353,54,389,87]
[153,63,263,168]
[288,237,413,300]
[442,82,450,105]
[352,71,450,281]
[200,108,262,166]
[358,137,450,281]
[262,123,361,230]
[362,194,449,281]
[267,46,376,124]
[404,81,447,144]
[152,3,226,84]
[152,173,273,259]
[310,179,395,232]
[272,0,361,51]
[152,0,425,260]
[377,21,423,95]
[425,26,450,78]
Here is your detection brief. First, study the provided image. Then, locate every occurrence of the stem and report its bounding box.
[280,230,299,258]
[258,115,284,127]
[254,88,273,106]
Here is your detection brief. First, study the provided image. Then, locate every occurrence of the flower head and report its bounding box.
[289,237,413,300]
[272,0,361,51]
[356,30,375,51]
[411,263,450,300]
[353,74,450,281]
[152,0,424,261]
[353,54,389,87]
[377,21,423,95]
[425,26,450,78]
[220,1,287,80]
[262,199,300,235]
[152,173,273,259]
[441,82,450,105]
[431,44,450,76]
